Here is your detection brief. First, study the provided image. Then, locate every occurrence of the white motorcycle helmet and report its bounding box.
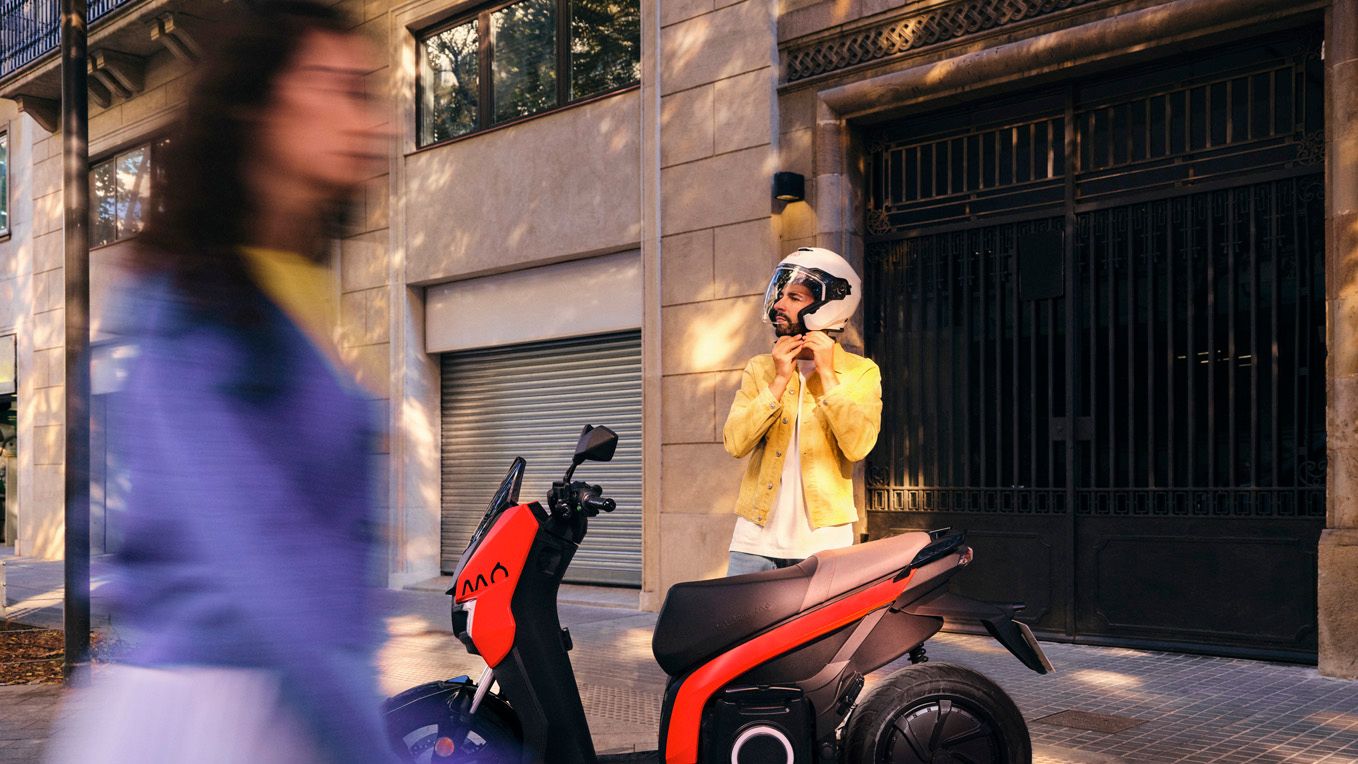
[761,247,861,332]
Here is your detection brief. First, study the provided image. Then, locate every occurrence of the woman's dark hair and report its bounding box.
[137,0,356,321]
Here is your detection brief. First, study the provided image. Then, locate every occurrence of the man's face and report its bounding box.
[771,281,816,336]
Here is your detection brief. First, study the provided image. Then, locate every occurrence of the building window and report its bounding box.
[418,0,639,146]
[0,131,8,237]
[89,138,168,248]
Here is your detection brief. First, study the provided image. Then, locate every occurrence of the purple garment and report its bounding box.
[103,276,395,763]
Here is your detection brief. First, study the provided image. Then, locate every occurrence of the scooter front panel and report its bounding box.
[453,503,540,667]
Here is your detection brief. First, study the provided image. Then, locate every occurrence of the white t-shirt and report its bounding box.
[729,360,855,559]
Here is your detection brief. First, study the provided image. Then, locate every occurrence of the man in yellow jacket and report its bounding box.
[723,247,883,576]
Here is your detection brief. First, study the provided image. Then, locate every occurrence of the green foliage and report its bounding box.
[422,21,480,143]
[571,0,640,100]
[493,0,557,124]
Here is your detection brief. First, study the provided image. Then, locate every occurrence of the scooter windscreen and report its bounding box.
[449,457,527,587]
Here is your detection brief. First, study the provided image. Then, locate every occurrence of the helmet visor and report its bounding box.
[761,265,829,325]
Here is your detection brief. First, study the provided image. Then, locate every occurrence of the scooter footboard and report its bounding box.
[902,591,1053,674]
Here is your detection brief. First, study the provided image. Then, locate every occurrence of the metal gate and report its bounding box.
[862,31,1325,659]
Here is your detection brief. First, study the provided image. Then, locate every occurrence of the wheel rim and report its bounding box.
[877,696,1005,764]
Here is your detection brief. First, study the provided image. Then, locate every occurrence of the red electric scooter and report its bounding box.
[384,425,1052,763]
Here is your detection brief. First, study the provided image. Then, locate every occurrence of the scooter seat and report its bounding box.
[651,531,933,676]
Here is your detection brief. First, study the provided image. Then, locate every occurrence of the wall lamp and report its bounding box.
[773,172,806,203]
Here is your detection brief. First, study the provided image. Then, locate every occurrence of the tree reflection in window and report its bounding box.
[421,20,479,142]
[90,140,163,248]
[492,0,556,124]
[570,0,639,99]
[417,0,638,146]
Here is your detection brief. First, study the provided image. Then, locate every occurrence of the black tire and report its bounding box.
[841,663,1031,764]
[384,679,523,764]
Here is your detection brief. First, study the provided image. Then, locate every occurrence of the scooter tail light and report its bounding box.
[958,547,974,566]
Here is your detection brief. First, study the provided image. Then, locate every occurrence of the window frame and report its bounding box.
[88,136,168,251]
[0,129,9,239]
[415,0,639,148]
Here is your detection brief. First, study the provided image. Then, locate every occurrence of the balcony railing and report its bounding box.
[1,0,129,79]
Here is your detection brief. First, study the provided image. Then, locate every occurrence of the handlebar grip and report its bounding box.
[582,496,616,515]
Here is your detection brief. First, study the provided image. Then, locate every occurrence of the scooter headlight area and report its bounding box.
[385,425,1052,764]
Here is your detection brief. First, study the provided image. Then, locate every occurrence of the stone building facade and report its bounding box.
[1,0,1354,677]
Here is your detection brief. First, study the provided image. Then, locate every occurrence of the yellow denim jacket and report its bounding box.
[722,344,883,529]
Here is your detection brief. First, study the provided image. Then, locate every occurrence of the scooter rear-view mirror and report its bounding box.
[573,424,618,465]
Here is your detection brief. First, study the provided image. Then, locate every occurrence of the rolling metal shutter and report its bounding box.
[440,331,643,585]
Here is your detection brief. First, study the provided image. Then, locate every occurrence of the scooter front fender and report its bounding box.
[902,591,1054,674]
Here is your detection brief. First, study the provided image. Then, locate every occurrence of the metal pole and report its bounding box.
[61,0,91,681]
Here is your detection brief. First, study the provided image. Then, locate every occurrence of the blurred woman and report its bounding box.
[44,3,395,762]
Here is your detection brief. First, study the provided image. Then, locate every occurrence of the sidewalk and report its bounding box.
[4,557,1357,763]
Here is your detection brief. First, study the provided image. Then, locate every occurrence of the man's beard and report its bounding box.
[772,311,806,337]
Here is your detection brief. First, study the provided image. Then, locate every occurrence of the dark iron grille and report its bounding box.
[1074,45,1324,206]
[865,32,1324,236]
[865,90,1068,235]
[1,0,129,78]
[1073,178,1326,517]
[860,30,1326,658]
[865,216,1067,516]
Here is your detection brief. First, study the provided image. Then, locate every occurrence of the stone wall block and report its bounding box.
[367,287,391,345]
[779,0,861,44]
[661,0,775,95]
[661,442,744,513]
[1319,528,1358,678]
[1328,60,1358,216]
[35,195,62,237]
[1332,297,1358,384]
[341,232,389,291]
[121,85,169,127]
[1327,442,1358,529]
[659,511,738,585]
[713,218,778,298]
[661,295,768,374]
[714,69,774,155]
[32,308,62,351]
[662,373,719,443]
[661,86,716,168]
[340,291,367,348]
[33,423,63,466]
[661,146,775,234]
[662,0,715,27]
[661,228,715,305]
[34,234,61,273]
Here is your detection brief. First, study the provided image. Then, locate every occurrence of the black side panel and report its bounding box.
[497,530,598,764]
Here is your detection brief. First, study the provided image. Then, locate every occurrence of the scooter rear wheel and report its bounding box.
[840,663,1031,764]
[384,679,523,764]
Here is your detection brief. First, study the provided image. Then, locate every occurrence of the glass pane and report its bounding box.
[0,133,8,234]
[492,0,557,124]
[115,147,150,240]
[89,161,116,248]
[421,20,480,145]
[570,0,639,99]
[153,137,171,215]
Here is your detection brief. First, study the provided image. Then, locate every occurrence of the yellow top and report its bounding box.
[240,247,339,367]
[722,344,883,529]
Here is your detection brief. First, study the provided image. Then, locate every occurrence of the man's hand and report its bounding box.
[804,331,839,392]
[769,335,804,401]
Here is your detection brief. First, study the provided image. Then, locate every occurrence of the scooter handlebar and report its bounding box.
[582,496,616,515]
